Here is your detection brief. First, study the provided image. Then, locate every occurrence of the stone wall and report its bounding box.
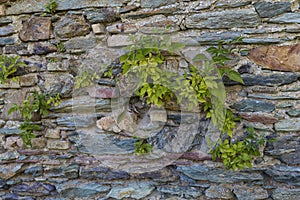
[0,0,300,199]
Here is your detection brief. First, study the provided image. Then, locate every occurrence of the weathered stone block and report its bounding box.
[272,188,300,200]
[91,23,106,34]
[84,8,119,23]
[19,17,51,42]
[239,112,278,124]
[0,37,14,46]
[0,163,23,180]
[233,185,269,200]
[54,15,90,38]
[269,13,300,23]
[141,0,177,8]
[186,9,259,29]
[248,44,300,72]
[107,35,132,47]
[275,118,300,132]
[254,2,291,18]
[19,74,38,87]
[31,138,46,149]
[28,42,57,55]
[0,25,15,36]
[3,43,29,55]
[47,140,70,150]
[45,129,60,139]
[87,86,119,98]
[205,185,234,199]
[231,99,275,113]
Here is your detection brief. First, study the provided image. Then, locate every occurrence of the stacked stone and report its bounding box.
[0,0,300,199]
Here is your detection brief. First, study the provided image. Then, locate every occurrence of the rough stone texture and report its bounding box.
[6,0,124,14]
[248,44,300,72]
[205,185,234,199]
[265,134,300,165]
[177,164,263,183]
[54,15,90,38]
[265,165,300,186]
[275,118,300,132]
[0,163,23,180]
[233,185,269,200]
[231,99,275,113]
[269,13,300,23]
[84,8,119,24]
[254,2,291,18]
[239,112,278,124]
[186,9,259,29]
[107,35,132,47]
[19,17,51,42]
[215,0,251,8]
[141,0,177,8]
[45,129,60,139]
[0,25,15,36]
[47,140,70,150]
[157,185,203,198]
[3,43,29,55]
[271,188,300,200]
[106,181,155,199]
[0,37,14,46]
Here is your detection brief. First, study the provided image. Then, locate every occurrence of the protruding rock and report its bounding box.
[54,15,90,38]
[19,17,51,42]
[248,44,300,72]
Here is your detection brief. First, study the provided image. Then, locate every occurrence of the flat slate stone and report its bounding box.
[265,165,300,186]
[0,37,14,46]
[265,134,300,165]
[233,185,269,200]
[205,185,234,199]
[186,9,259,29]
[0,25,15,36]
[0,17,12,25]
[269,13,300,23]
[141,0,177,8]
[254,2,291,18]
[158,185,203,198]
[6,0,124,15]
[230,99,275,113]
[275,118,300,132]
[272,188,300,200]
[177,164,263,183]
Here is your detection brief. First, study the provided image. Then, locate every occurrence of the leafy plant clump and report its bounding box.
[211,127,266,170]
[44,0,58,15]
[0,55,25,84]
[8,91,61,146]
[134,138,152,155]
[74,68,100,89]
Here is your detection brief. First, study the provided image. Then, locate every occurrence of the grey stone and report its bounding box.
[0,128,21,135]
[45,129,60,139]
[242,38,285,44]
[177,164,263,183]
[265,165,300,186]
[233,185,269,200]
[0,37,14,46]
[56,115,95,128]
[231,99,275,113]
[107,34,132,47]
[29,42,57,55]
[57,180,110,198]
[215,0,251,8]
[186,9,259,29]
[11,182,57,196]
[80,166,130,180]
[3,43,29,55]
[84,8,119,23]
[276,102,293,109]
[6,0,124,15]
[0,25,15,36]
[265,134,300,165]
[50,96,111,113]
[47,140,70,150]
[106,181,155,199]
[269,13,300,23]
[31,138,46,149]
[0,17,12,26]
[0,151,19,161]
[157,185,203,198]
[286,109,300,117]
[64,37,97,50]
[141,0,177,8]
[54,15,90,38]
[205,185,234,199]
[0,178,6,189]
[271,188,300,200]
[194,31,242,44]
[224,73,299,86]
[254,2,291,18]
[62,164,79,179]
[24,166,44,177]
[247,93,300,100]
[0,163,23,180]
[19,17,51,42]
[275,118,300,132]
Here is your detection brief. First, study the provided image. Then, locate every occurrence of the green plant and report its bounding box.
[75,69,100,89]
[0,55,25,84]
[134,139,152,155]
[56,41,65,53]
[211,127,266,170]
[44,0,58,14]
[110,35,245,157]
[8,91,61,146]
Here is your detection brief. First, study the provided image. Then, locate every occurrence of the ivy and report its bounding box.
[210,127,266,170]
[0,55,25,84]
[44,0,58,15]
[74,68,100,89]
[8,91,61,147]
[134,138,152,155]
